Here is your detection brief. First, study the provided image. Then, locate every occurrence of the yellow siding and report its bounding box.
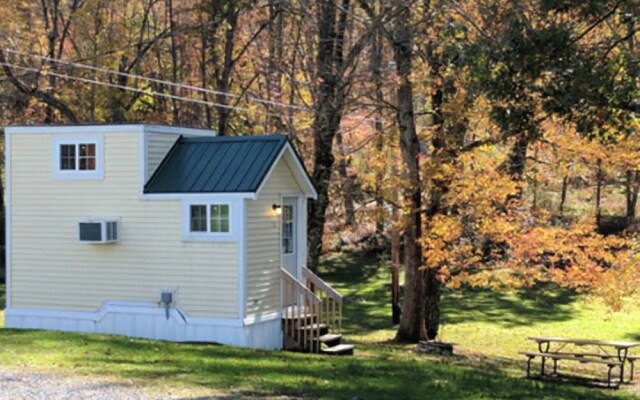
[245,159,303,316]
[9,132,237,318]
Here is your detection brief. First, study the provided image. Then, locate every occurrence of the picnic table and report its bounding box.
[522,336,639,387]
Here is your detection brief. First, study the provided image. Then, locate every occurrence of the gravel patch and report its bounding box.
[0,369,299,400]
[0,369,152,400]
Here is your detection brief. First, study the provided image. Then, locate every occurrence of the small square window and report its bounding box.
[54,136,102,179]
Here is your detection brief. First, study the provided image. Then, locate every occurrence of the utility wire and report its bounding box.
[3,48,309,112]
[1,50,385,130]
[0,62,283,118]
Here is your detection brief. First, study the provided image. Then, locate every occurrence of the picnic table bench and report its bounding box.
[522,336,639,387]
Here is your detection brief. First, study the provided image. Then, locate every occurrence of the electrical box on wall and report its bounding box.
[79,219,119,243]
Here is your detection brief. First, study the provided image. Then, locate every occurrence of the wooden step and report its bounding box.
[321,343,355,356]
[297,323,329,337]
[315,333,342,347]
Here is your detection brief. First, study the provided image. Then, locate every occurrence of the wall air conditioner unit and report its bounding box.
[79,219,119,244]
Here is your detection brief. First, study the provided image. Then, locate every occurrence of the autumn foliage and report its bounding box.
[0,0,637,338]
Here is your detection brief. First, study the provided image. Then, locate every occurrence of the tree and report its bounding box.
[390,3,427,342]
[306,0,386,272]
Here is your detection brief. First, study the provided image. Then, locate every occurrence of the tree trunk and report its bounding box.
[425,268,440,339]
[392,5,426,343]
[267,0,286,132]
[167,0,180,124]
[307,0,352,273]
[215,6,238,136]
[559,175,569,214]
[421,0,454,339]
[371,13,385,236]
[90,1,105,122]
[199,14,212,128]
[336,131,356,227]
[44,0,60,124]
[625,170,639,225]
[508,135,529,181]
[391,169,401,324]
[596,159,603,226]
[108,57,129,123]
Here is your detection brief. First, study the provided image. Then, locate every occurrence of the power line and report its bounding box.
[1,51,389,129]
[3,48,310,112]
[0,61,283,118]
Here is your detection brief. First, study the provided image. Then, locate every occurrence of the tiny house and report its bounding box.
[4,124,350,353]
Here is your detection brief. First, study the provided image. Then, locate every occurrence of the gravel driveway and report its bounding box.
[0,369,154,400]
[0,369,296,400]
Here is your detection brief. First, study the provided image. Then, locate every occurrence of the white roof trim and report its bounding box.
[254,142,317,199]
[5,124,215,136]
[143,125,215,136]
[141,192,257,201]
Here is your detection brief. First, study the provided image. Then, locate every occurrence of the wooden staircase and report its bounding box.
[281,268,354,355]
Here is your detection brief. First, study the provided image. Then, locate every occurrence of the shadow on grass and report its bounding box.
[442,284,579,328]
[623,333,640,342]
[319,249,399,336]
[0,329,624,400]
[319,249,581,336]
[320,249,382,285]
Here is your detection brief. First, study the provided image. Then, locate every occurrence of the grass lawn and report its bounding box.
[1,253,639,399]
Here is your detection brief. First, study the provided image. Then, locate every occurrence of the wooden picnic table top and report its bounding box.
[528,336,639,349]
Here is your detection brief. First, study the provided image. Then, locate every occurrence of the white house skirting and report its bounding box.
[4,302,282,350]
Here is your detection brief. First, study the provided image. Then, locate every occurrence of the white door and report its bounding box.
[281,197,297,277]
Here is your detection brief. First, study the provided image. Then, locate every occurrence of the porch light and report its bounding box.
[272,204,282,215]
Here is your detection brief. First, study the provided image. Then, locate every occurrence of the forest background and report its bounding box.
[0,0,637,342]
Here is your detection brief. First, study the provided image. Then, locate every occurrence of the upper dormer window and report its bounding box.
[53,135,104,180]
[60,143,96,171]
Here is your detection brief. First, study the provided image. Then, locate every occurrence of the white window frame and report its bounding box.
[52,135,104,180]
[181,199,236,242]
[282,204,295,254]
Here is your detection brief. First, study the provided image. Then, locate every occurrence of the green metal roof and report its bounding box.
[144,134,289,193]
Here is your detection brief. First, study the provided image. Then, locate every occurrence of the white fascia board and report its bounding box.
[254,143,318,200]
[4,130,11,308]
[238,200,247,320]
[141,192,256,201]
[139,130,147,197]
[143,125,216,137]
[5,125,146,135]
[4,124,215,136]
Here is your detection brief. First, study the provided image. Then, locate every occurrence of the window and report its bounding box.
[53,136,103,179]
[210,204,230,233]
[182,199,237,242]
[189,203,230,234]
[60,143,96,171]
[190,205,207,232]
[282,205,294,254]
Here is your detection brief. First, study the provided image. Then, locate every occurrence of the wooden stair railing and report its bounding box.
[302,267,343,333]
[281,268,322,352]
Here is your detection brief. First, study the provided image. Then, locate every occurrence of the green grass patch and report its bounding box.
[322,250,640,357]
[0,328,626,399]
[0,254,638,398]
[0,283,4,327]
